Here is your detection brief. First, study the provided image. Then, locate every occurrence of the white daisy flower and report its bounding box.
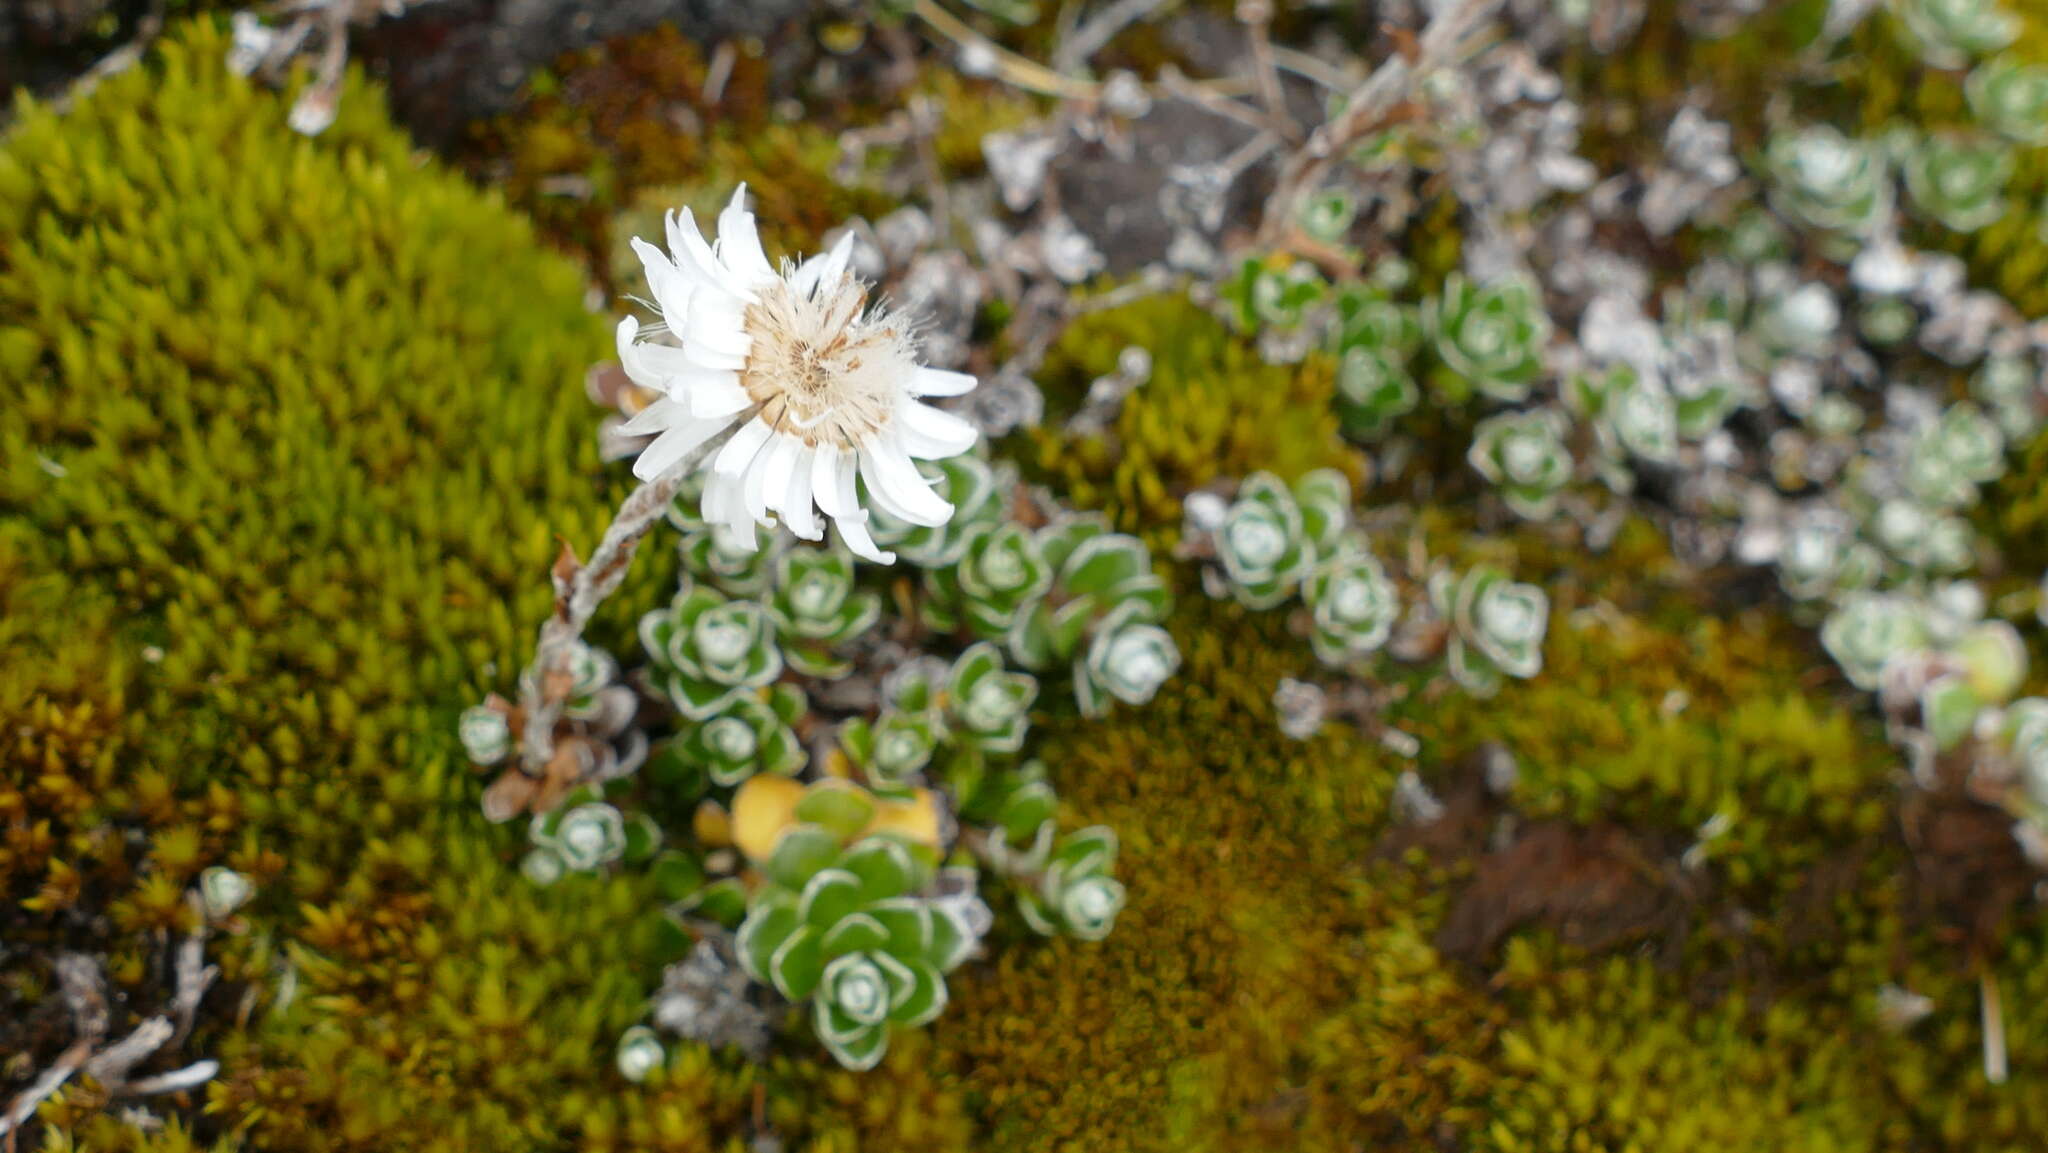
[615,185,980,564]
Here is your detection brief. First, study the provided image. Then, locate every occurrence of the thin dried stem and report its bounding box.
[1257,0,1501,246]
[516,468,693,774]
[1052,0,1177,77]
[51,0,165,114]
[1983,967,2008,1085]
[913,0,1100,100]
[1236,0,1296,140]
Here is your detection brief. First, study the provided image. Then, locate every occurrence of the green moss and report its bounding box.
[1478,947,1906,1151]
[1398,581,1896,893]
[481,24,895,288]
[938,598,1411,1152]
[0,22,767,1147]
[1022,294,1363,549]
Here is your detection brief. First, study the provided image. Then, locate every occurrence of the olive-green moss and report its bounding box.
[483,24,896,288]
[1395,570,1897,894]
[1023,294,1363,548]
[938,598,1405,1152]
[0,22,781,1147]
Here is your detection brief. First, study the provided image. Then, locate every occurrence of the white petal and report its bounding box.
[615,317,664,392]
[909,367,977,397]
[791,231,856,298]
[783,444,822,540]
[834,449,860,520]
[704,473,756,539]
[835,512,894,565]
[717,184,776,284]
[683,308,753,363]
[757,434,799,526]
[630,237,695,330]
[619,395,689,436]
[860,437,953,527]
[713,416,775,477]
[629,341,747,396]
[813,444,848,518]
[666,209,726,291]
[687,378,753,420]
[633,414,735,482]
[897,401,980,459]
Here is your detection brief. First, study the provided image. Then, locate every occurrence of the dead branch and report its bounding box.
[1257,0,1502,246]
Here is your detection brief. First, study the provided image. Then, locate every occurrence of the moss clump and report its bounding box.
[1024,294,1361,547]
[1477,946,1907,1151]
[483,24,895,287]
[1400,586,1897,893]
[0,21,783,1147]
[939,598,1421,1152]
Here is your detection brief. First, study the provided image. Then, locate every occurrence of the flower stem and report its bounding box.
[517,469,689,775]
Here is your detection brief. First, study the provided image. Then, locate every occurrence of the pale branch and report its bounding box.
[51,0,165,116]
[913,0,1101,100]
[170,906,220,1048]
[122,1062,224,1098]
[1257,0,1502,246]
[1052,0,1177,77]
[0,1041,89,1140]
[1236,0,1297,141]
[83,1019,176,1085]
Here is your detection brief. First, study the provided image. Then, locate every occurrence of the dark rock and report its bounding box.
[356,0,817,148]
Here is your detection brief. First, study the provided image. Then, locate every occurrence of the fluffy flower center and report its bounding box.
[741,274,914,450]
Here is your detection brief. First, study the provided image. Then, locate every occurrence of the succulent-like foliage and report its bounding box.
[1901,132,2014,232]
[1747,279,1841,358]
[1765,126,1893,235]
[1575,362,1681,467]
[840,708,943,790]
[1305,542,1401,667]
[1008,518,1175,692]
[1331,285,1424,438]
[769,546,882,678]
[924,521,1053,640]
[665,684,809,789]
[1821,591,1931,690]
[870,454,1008,567]
[1014,826,1126,942]
[1871,498,1976,574]
[1774,512,1880,601]
[640,583,784,720]
[943,642,1038,755]
[734,783,969,1070]
[1967,55,2048,143]
[1291,468,1354,558]
[2007,699,2048,810]
[1468,409,1575,520]
[1906,400,2007,507]
[1223,254,1329,332]
[1889,0,2020,69]
[523,783,668,880]
[1217,473,1318,609]
[679,524,780,597]
[1076,602,1184,718]
[1973,353,2044,439]
[1433,565,1551,697]
[1426,274,1552,403]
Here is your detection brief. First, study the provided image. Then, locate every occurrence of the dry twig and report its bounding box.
[515,468,693,775]
[1257,0,1502,246]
